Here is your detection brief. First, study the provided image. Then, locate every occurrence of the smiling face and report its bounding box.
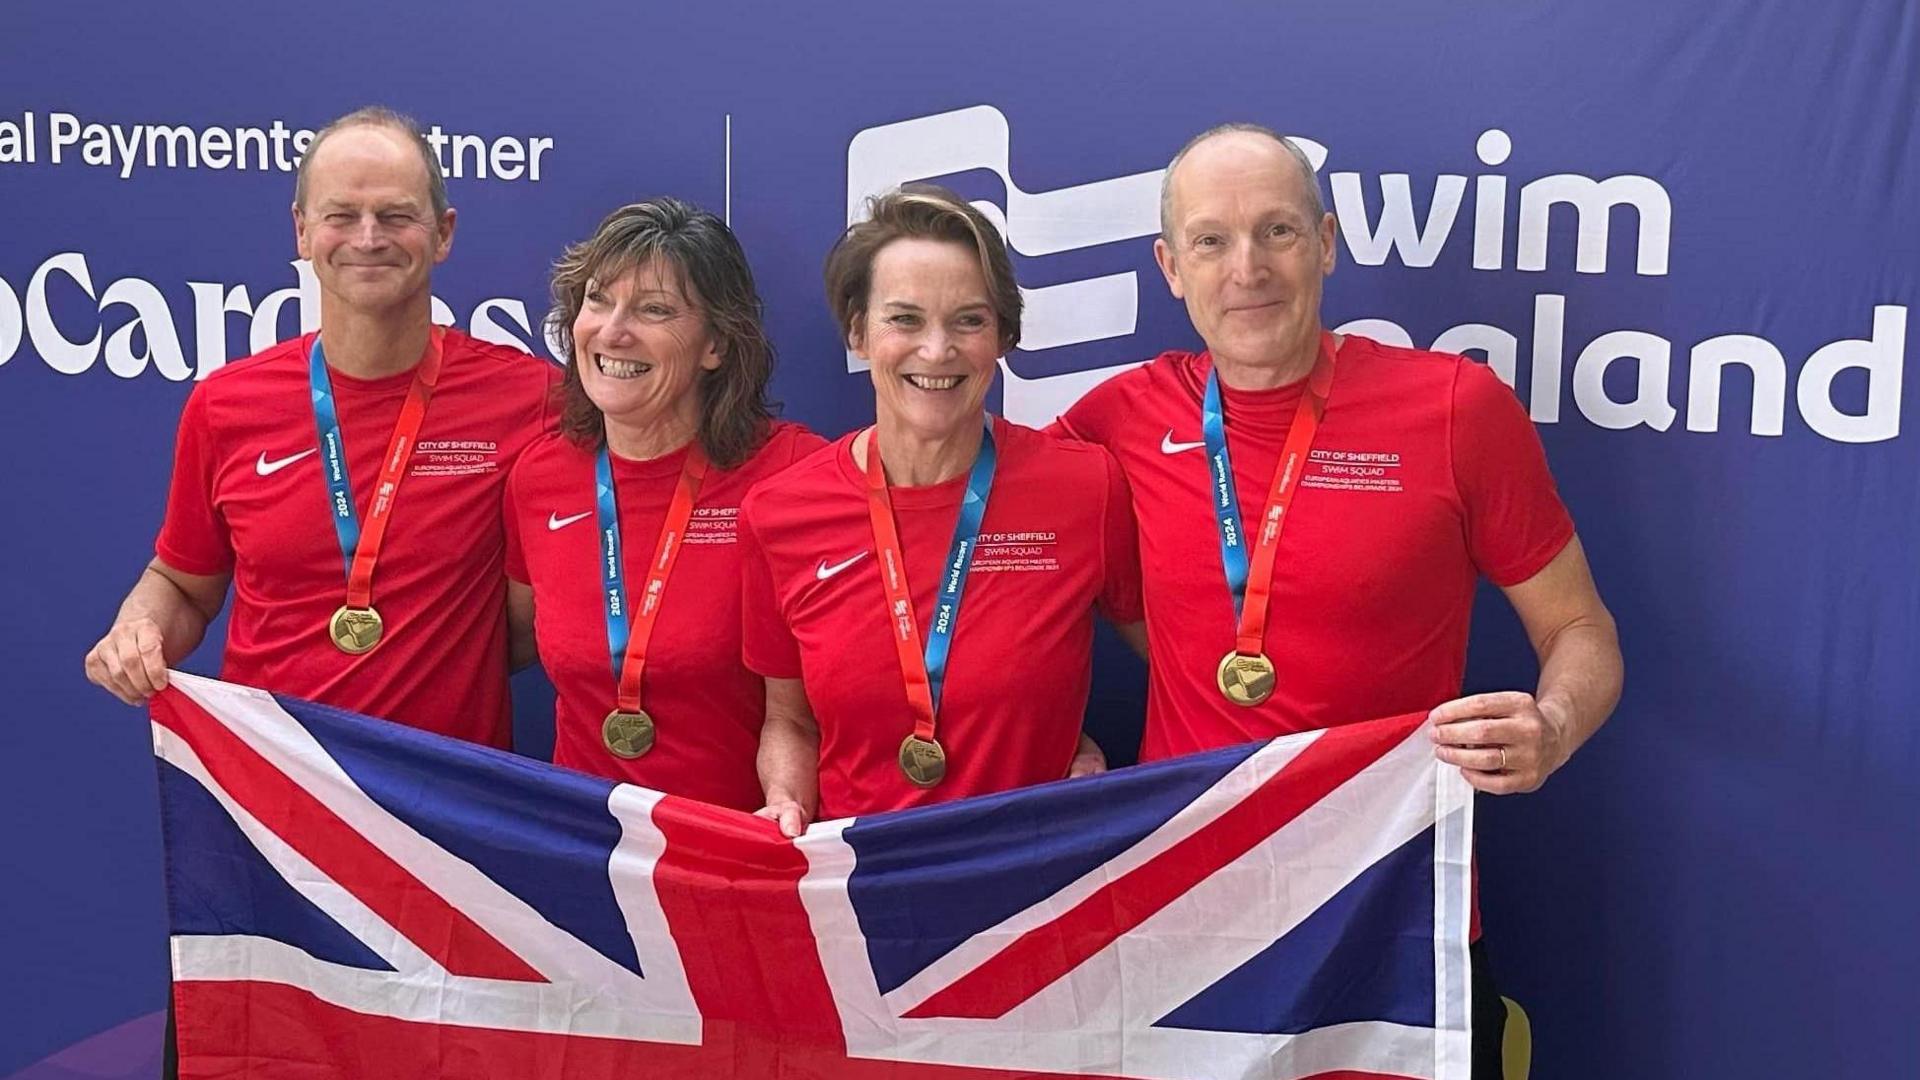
[1154,131,1337,374]
[851,237,1001,445]
[572,259,720,443]
[293,125,454,316]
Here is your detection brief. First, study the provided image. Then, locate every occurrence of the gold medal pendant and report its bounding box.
[897,734,948,788]
[1215,650,1277,707]
[603,709,656,759]
[329,605,384,654]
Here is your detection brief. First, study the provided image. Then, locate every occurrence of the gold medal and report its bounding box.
[329,605,384,654]
[1215,650,1276,707]
[898,734,947,788]
[602,709,656,759]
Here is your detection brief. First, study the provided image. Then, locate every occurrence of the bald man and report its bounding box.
[1054,122,1622,1074]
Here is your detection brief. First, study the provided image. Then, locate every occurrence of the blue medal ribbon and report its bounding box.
[921,418,998,716]
[309,337,362,579]
[594,448,630,684]
[1202,368,1251,620]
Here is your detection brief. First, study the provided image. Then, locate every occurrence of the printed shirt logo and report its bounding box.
[816,552,868,581]
[1303,448,1406,493]
[548,510,592,531]
[686,506,739,547]
[1160,430,1206,455]
[412,440,500,479]
[255,448,317,476]
[971,531,1061,574]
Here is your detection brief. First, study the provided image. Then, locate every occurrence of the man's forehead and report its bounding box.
[305,126,429,193]
[1168,133,1314,218]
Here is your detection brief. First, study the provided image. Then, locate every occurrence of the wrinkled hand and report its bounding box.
[1428,691,1569,795]
[1068,733,1108,779]
[83,616,170,705]
[754,799,813,839]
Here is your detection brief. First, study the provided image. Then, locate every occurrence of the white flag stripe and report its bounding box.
[851,1019,1443,1080]
[171,934,699,1044]
[605,785,700,1018]
[792,818,901,1050]
[1432,775,1475,1078]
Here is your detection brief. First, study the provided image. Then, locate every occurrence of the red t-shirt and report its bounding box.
[740,418,1143,820]
[503,422,827,808]
[155,329,561,748]
[1055,334,1575,761]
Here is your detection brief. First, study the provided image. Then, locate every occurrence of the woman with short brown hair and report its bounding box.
[743,184,1142,835]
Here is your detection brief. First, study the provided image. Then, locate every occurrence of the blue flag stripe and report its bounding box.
[1154,824,1437,1034]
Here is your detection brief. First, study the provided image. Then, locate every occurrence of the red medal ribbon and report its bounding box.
[863,430,940,743]
[1233,333,1338,658]
[613,444,709,714]
[342,328,446,610]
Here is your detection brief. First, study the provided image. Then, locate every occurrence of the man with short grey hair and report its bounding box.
[1055,123,1623,1075]
[85,103,557,741]
[85,104,557,741]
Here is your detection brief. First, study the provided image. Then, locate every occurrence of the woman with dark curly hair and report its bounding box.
[505,198,824,806]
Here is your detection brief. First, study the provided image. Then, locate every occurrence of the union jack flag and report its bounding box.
[150,672,1473,1079]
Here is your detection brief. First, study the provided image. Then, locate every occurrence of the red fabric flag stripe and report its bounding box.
[175,978,1160,1078]
[155,691,546,984]
[648,795,847,1043]
[903,715,1422,1020]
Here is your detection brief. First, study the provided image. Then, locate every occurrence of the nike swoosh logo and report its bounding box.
[1161,430,1206,455]
[548,511,593,531]
[255,448,318,476]
[816,552,868,581]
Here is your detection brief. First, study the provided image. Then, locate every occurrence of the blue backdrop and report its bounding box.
[3,2,1916,1076]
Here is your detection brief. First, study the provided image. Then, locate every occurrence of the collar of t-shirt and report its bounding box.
[1190,352,1310,445]
[834,420,1000,510]
[604,438,700,483]
[311,329,452,398]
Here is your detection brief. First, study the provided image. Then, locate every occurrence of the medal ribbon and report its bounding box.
[309,328,446,606]
[597,441,709,714]
[863,416,998,742]
[1201,333,1337,658]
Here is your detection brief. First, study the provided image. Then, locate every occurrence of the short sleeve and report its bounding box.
[505,358,564,470]
[784,425,831,466]
[739,503,803,678]
[1095,450,1144,623]
[1051,369,1131,444]
[538,360,565,434]
[153,384,234,576]
[503,466,530,585]
[1451,360,1575,586]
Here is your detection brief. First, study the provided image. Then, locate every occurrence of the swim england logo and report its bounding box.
[844,106,1908,444]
